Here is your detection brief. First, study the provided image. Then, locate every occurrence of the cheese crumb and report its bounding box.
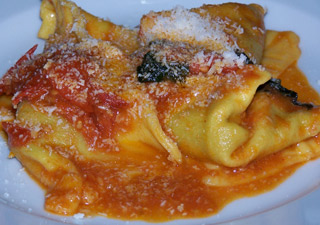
[144,6,239,53]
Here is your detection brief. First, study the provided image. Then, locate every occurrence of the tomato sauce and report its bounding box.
[0,41,319,222]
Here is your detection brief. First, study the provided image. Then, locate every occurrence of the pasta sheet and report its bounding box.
[0,0,319,219]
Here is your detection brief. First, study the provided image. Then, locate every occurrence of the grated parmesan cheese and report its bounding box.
[42,106,57,116]
[143,6,239,53]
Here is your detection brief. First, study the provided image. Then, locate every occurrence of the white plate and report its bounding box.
[0,0,320,225]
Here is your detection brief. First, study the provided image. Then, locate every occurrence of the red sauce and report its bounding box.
[2,47,130,151]
[0,40,319,222]
[2,122,32,147]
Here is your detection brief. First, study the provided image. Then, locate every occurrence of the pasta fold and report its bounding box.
[39,0,139,53]
[1,0,320,219]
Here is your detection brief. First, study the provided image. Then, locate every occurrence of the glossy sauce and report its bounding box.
[0,41,320,222]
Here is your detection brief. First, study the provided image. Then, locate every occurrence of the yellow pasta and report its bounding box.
[0,0,319,221]
[39,0,139,53]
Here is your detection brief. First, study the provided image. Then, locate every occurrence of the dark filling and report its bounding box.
[258,78,314,109]
[137,51,189,83]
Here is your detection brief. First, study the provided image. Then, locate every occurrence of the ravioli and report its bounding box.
[139,3,265,63]
[0,0,319,221]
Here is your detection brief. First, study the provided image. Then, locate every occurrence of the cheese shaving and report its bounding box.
[144,6,237,53]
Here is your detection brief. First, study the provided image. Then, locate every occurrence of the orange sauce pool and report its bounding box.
[70,152,301,221]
